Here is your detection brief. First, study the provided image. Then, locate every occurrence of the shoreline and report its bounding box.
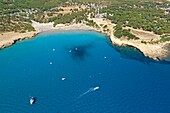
[109,34,169,60]
[0,32,38,49]
[0,20,170,61]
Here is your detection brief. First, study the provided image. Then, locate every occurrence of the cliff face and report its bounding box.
[91,18,170,61]
[0,32,37,49]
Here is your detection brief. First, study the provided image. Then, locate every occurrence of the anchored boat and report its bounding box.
[30,97,36,105]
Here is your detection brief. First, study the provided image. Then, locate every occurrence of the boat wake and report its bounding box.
[78,86,99,98]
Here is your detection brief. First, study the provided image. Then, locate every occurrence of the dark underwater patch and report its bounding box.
[113,45,154,64]
[66,43,93,61]
[111,44,170,65]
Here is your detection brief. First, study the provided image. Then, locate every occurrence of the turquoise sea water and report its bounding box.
[0,31,170,113]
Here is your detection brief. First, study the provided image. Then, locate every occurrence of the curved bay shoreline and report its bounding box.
[0,19,170,62]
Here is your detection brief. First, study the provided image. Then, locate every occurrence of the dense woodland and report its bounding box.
[100,1,170,36]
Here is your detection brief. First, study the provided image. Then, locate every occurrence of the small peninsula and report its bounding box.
[0,0,170,61]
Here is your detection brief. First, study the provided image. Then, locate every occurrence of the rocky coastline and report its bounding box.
[0,19,170,61]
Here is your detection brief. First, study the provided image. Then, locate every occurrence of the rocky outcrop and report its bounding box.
[0,32,37,49]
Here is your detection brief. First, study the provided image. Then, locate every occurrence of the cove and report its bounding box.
[0,31,170,113]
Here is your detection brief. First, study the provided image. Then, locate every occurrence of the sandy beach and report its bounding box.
[0,18,170,61]
[31,20,93,32]
[0,21,92,49]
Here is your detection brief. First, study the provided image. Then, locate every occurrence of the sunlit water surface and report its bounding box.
[0,31,170,113]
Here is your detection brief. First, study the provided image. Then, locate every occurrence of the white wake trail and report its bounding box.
[78,86,99,98]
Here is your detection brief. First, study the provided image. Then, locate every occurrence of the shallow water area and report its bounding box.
[0,31,170,113]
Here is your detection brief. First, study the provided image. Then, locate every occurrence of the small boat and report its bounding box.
[30,97,36,105]
[52,49,55,51]
[93,86,99,91]
[61,77,66,81]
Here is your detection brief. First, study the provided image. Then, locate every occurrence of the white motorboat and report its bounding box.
[62,77,66,81]
[30,97,36,105]
[93,86,99,91]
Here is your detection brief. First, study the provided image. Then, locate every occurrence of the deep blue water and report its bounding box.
[0,31,170,113]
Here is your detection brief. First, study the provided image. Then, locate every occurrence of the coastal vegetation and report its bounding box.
[114,24,139,40]
[86,20,98,27]
[160,35,170,42]
[0,0,170,40]
[0,15,35,32]
[0,0,66,10]
[100,1,170,35]
[0,0,67,32]
[53,10,87,26]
